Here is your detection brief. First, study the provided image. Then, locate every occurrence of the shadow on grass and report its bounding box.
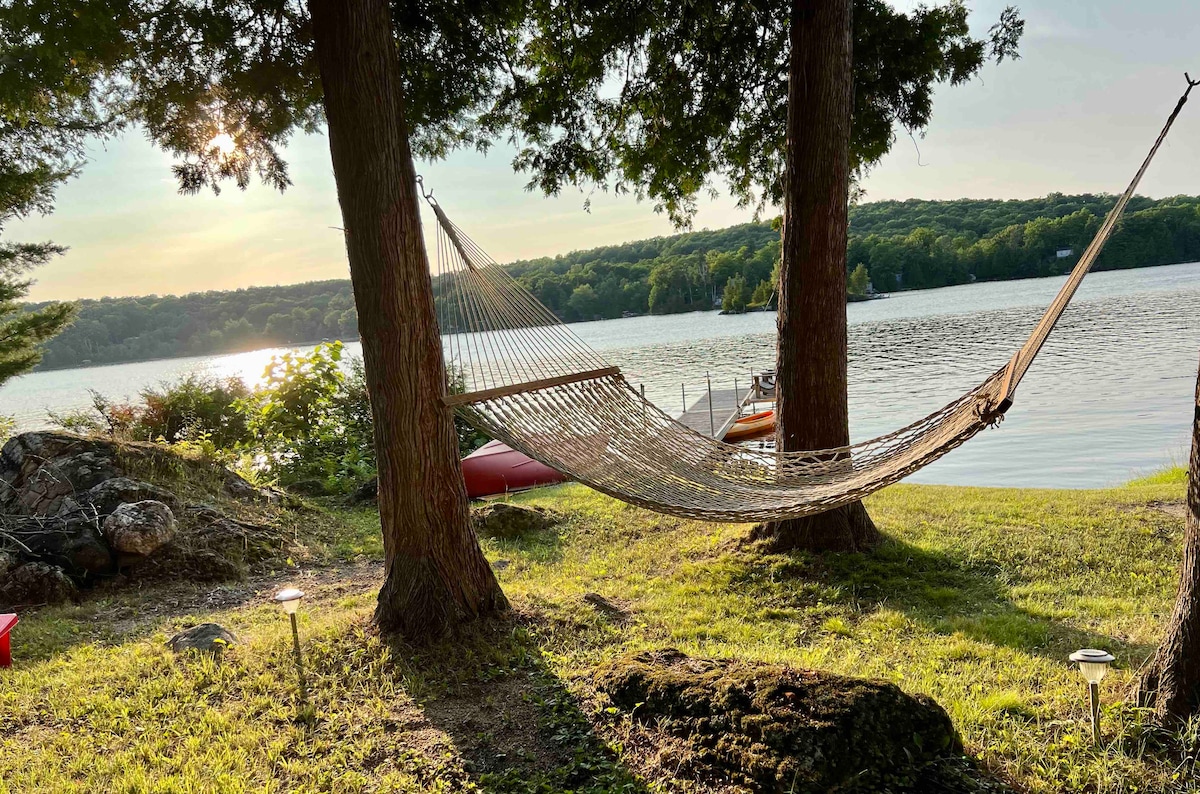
[744,534,1152,662]
[482,521,572,569]
[384,617,650,793]
[11,560,380,664]
[9,577,268,663]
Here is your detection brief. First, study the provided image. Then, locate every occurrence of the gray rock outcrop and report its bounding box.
[1,431,289,608]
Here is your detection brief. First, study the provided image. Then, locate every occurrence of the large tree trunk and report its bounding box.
[309,0,507,639]
[1136,352,1200,722]
[750,0,880,553]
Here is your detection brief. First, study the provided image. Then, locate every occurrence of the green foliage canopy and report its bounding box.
[0,0,528,196]
[492,0,1023,224]
[0,0,134,384]
[4,1,1019,211]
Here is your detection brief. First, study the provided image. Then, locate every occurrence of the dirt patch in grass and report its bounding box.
[1145,499,1188,520]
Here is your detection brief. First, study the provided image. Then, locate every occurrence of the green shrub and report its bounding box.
[236,346,487,492]
[50,390,154,439]
[235,342,373,494]
[50,375,251,449]
[140,374,251,448]
[50,342,488,495]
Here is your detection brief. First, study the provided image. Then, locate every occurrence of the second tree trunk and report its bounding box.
[752,0,880,553]
[1136,351,1200,723]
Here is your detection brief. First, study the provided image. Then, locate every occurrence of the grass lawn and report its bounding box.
[2,470,1198,792]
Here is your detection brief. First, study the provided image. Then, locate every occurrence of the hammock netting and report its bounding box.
[426,80,1195,523]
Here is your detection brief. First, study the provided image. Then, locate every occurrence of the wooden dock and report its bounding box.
[677,387,753,438]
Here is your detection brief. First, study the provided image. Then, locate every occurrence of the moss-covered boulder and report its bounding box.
[595,649,968,793]
[471,503,557,539]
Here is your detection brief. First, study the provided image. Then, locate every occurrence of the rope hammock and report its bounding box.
[425,78,1197,523]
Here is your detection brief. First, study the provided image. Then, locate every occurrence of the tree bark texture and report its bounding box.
[309,0,506,639]
[1136,352,1200,723]
[752,0,880,553]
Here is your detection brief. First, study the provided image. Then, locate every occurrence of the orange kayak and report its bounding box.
[724,409,775,442]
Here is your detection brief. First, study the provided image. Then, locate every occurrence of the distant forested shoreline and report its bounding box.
[27,193,1200,371]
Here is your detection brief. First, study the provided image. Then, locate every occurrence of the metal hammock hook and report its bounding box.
[415,174,438,207]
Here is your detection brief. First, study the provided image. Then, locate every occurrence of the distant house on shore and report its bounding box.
[1056,247,1074,259]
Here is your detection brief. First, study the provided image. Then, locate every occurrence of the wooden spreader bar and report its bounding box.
[443,366,622,407]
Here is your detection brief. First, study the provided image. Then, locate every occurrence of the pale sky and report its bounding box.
[11,0,1200,303]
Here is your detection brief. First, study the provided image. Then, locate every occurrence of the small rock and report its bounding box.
[0,562,77,608]
[84,477,179,516]
[492,558,511,571]
[103,500,177,556]
[471,503,557,540]
[583,592,626,618]
[167,623,237,654]
[349,478,378,505]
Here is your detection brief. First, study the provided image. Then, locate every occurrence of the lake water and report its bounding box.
[4,261,1200,488]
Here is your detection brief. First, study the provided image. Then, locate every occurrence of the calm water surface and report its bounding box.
[4,261,1200,488]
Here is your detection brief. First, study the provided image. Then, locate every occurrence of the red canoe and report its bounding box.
[461,440,569,498]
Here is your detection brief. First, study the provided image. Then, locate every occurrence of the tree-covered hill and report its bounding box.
[26,193,1200,371]
[847,193,1160,238]
[847,193,1200,289]
[36,280,359,370]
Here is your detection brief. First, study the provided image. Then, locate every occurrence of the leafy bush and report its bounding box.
[140,374,252,448]
[49,342,488,495]
[50,390,156,439]
[50,375,251,449]
[236,342,375,494]
[237,344,486,492]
